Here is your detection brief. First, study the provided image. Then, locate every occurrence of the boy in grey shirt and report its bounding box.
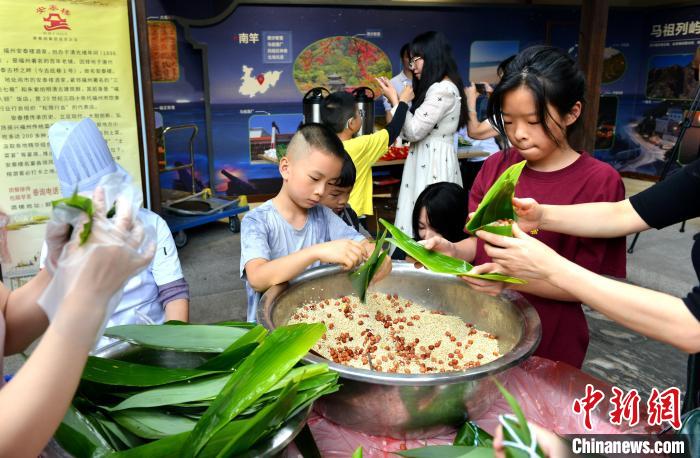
[240,124,391,321]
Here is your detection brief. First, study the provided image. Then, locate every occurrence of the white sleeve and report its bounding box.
[150,213,184,286]
[382,95,392,112]
[401,83,457,142]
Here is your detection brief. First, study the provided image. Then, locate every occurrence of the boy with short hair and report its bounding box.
[320,153,371,238]
[240,124,390,321]
[321,82,412,220]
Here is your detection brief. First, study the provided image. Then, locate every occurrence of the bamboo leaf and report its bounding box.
[494,380,545,457]
[52,191,94,245]
[95,414,143,450]
[395,445,493,458]
[112,409,197,440]
[104,324,249,353]
[454,421,493,447]
[109,374,231,411]
[182,323,325,457]
[55,405,113,458]
[350,229,388,302]
[82,356,219,387]
[466,160,526,236]
[197,325,267,370]
[352,446,363,458]
[379,219,525,284]
[214,382,299,457]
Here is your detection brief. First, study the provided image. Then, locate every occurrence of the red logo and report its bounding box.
[572,383,606,430]
[36,5,71,31]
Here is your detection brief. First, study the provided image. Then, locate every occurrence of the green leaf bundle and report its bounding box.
[379,219,525,284]
[465,160,527,237]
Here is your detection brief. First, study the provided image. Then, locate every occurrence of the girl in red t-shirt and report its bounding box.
[421,45,626,368]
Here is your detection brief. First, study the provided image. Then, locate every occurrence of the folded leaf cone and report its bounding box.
[466,160,526,237]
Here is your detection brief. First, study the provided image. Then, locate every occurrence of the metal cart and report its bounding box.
[158,124,248,248]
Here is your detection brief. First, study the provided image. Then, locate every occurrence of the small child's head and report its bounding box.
[320,153,356,214]
[280,123,347,209]
[321,91,361,136]
[412,182,469,243]
[487,46,584,161]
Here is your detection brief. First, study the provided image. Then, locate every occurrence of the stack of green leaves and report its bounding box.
[465,160,527,237]
[55,321,339,457]
[350,229,389,303]
[379,219,525,285]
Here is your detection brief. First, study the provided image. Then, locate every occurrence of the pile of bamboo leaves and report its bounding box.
[55,321,339,457]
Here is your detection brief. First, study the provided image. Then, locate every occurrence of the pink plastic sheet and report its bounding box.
[284,357,661,457]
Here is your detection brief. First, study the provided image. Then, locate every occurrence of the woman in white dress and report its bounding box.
[388,32,468,237]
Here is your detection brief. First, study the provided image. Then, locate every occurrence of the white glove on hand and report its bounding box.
[43,211,73,275]
[38,185,155,346]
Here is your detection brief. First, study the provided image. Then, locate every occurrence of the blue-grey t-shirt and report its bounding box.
[240,200,366,321]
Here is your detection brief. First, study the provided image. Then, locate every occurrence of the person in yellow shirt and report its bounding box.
[321,81,413,223]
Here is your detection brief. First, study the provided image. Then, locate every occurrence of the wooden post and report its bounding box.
[574,0,609,153]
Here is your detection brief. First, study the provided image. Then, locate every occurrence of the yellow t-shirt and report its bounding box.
[343,129,390,217]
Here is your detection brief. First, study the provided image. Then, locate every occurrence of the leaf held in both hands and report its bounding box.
[350,229,389,302]
[466,160,527,237]
[379,219,525,284]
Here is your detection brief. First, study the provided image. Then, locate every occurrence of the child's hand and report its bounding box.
[399,85,414,103]
[376,76,398,107]
[512,197,543,233]
[316,239,366,270]
[412,236,456,270]
[370,254,392,285]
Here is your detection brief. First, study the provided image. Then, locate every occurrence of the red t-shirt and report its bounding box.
[469,148,626,368]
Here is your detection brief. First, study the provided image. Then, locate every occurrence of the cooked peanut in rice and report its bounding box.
[287,292,501,374]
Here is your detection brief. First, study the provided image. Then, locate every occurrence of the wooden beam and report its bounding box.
[574,0,608,153]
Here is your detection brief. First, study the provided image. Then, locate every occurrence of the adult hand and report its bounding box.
[399,85,414,103]
[512,197,543,233]
[316,239,365,271]
[476,223,562,281]
[482,81,494,94]
[460,263,506,296]
[376,76,398,107]
[493,422,572,458]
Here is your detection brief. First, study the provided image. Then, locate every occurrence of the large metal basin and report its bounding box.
[258,263,541,439]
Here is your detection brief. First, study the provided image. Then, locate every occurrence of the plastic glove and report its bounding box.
[43,213,73,275]
[38,185,154,346]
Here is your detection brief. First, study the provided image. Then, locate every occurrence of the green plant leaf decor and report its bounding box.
[379,219,525,285]
[466,160,527,237]
[350,229,388,302]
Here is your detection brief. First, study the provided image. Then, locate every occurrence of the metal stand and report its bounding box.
[628,85,700,254]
